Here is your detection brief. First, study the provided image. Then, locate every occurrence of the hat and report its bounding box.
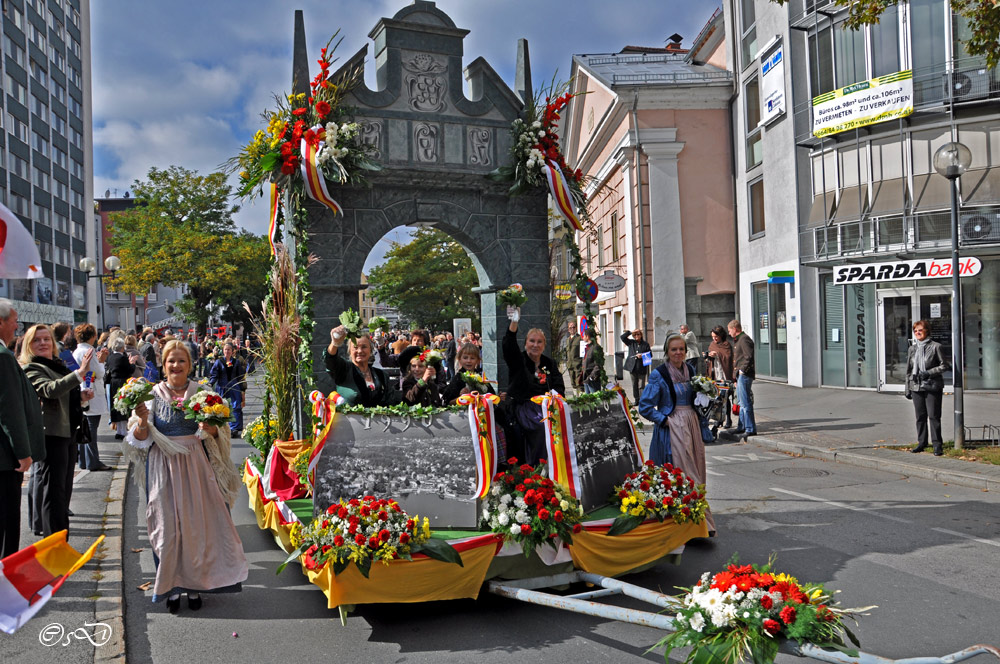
[398,345,423,372]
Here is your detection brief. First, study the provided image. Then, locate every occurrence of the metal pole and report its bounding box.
[949,178,964,449]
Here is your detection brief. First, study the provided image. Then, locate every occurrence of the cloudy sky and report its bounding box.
[91,0,720,270]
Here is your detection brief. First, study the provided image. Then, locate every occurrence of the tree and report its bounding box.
[366,228,480,331]
[771,0,1000,68]
[108,166,266,336]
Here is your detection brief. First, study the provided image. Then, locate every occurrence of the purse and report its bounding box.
[75,419,93,447]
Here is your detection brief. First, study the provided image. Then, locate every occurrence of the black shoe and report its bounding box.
[67,509,75,516]
[114,434,125,440]
[167,596,181,614]
[933,451,944,457]
[187,594,202,611]
[93,464,114,471]
[911,446,927,453]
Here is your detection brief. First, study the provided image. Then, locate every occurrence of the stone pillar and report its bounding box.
[641,128,686,351]
[615,146,638,332]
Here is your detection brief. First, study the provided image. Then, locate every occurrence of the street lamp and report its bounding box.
[932,141,972,450]
[80,255,121,329]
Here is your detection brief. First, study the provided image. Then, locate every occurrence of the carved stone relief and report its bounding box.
[467,127,492,166]
[359,120,382,159]
[403,53,448,113]
[413,123,439,162]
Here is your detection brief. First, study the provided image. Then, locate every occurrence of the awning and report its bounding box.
[808,192,835,224]
[868,177,907,216]
[912,173,953,211]
[962,167,1000,206]
[831,184,868,221]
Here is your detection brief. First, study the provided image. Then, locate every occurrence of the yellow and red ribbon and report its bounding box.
[268,183,281,256]
[300,139,343,215]
[457,392,501,499]
[307,390,345,483]
[531,390,582,498]
[542,160,583,231]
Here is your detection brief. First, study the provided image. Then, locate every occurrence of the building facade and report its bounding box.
[563,9,737,362]
[0,0,93,327]
[726,0,1000,391]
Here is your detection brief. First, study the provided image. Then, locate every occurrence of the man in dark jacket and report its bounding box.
[621,328,652,403]
[728,319,756,441]
[210,342,247,438]
[0,299,46,557]
[564,320,583,395]
[580,331,605,393]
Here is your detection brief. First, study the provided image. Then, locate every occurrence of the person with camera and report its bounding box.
[620,328,651,403]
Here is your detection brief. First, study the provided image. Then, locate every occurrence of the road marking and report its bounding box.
[930,527,1000,548]
[706,468,725,477]
[769,487,912,524]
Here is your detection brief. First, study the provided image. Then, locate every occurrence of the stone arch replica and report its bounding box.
[296,2,550,393]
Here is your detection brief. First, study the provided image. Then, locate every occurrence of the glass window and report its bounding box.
[952,8,986,67]
[820,273,846,386]
[808,26,835,98]
[749,178,765,236]
[752,282,771,376]
[33,167,49,189]
[38,241,52,260]
[4,74,28,106]
[610,212,620,261]
[32,132,49,156]
[29,58,47,85]
[739,0,757,68]
[7,5,24,30]
[871,138,904,181]
[31,94,47,117]
[811,149,838,196]
[33,202,50,225]
[871,6,900,77]
[911,127,951,176]
[964,258,1000,389]
[51,81,66,104]
[10,192,29,215]
[958,121,1000,170]
[72,222,85,240]
[910,0,947,102]
[745,76,762,169]
[846,283,877,388]
[50,110,67,134]
[834,21,866,87]
[838,144,868,188]
[4,35,26,66]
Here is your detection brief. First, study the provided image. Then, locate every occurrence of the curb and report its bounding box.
[753,435,1000,492]
[94,454,128,663]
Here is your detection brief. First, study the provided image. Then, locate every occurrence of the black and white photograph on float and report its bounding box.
[569,398,642,512]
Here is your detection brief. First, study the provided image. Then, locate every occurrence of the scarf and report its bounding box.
[665,361,691,384]
[707,340,733,380]
[913,338,932,376]
[31,354,72,377]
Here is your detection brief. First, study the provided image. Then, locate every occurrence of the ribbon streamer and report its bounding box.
[531,390,582,498]
[459,392,501,499]
[268,183,281,256]
[542,160,583,231]
[307,390,345,482]
[300,139,343,215]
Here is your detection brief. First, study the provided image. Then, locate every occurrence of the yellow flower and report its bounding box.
[422,517,431,539]
[810,588,823,600]
[772,572,800,586]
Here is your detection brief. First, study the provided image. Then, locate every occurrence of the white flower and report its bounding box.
[325,122,339,137]
[510,524,522,536]
[688,612,705,632]
[491,485,501,496]
[500,493,512,505]
[515,510,528,524]
[498,513,510,526]
[554,491,562,501]
[514,497,527,509]
[532,120,542,129]
[482,508,490,520]
[538,130,545,137]
[560,500,569,511]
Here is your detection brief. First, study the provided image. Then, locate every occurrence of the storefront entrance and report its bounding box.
[876,287,953,392]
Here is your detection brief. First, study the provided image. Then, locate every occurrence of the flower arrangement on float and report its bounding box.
[481,458,585,556]
[608,460,708,535]
[459,371,495,394]
[280,495,462,578]
[112,377,155,415]
[657,557,871,664]
[245,414,279,460]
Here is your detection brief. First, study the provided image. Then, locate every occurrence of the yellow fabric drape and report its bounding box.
[568,519,709,578]
[273,438,309,464]
[303,541,498,610]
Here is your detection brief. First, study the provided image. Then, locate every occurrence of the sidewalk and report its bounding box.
[712,381,1000,492]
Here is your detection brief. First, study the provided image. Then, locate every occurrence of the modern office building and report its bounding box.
[724,0,1000,391]
[563,8,737,361]
[1,0,94,327]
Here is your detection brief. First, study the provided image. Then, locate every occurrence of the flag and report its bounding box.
[300,139,343,215]
[0,201,44,279]
[542,160,584,231]
[0,531,105,634]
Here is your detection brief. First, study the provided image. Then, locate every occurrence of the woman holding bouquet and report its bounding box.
[325,325,400,407]
[638,334,716,535]
[398,346,443,407]
[128,340,247,613]
[502,311,565,465]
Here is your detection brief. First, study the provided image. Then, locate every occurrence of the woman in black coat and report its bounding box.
[106,338,136,439]
[905,319,950,456]
[621,329,652,404]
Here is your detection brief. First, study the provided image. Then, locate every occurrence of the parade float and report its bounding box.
[228,6,1000,664]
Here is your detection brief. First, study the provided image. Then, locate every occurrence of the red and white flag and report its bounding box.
[0,201,44,280]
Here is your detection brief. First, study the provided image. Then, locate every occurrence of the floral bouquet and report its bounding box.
[497,283,528,308]
[245,414,278,458]
[657,557,870,664]
[180,389,233,427]
[338,308,364,342]
[419,348,445,369]
[112,377,155,415]
[459,371,495,393]
[281,495,462,578]
[609,460,709,535]
[368,316,389,334]
[481,458,584,556]
[690,375,720,413]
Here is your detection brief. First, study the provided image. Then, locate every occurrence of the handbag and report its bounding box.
[75,419,93,447]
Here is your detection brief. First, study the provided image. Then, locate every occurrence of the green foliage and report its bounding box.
[770,0,1000,69]
[366,228,480,330]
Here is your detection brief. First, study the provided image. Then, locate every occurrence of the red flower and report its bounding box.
[572,523,582,533]
[520,464,533,472]
[515,484,526,492]
[281,158,298,175]
[347,524,357,535]
[762,618,782,635]
[348,498,360,507]
[779,605,797,625]
[315,100,331,117]
[354,533,366,545]
[554,510,564,522]
[379,529,391,542]
[321,519,329,528]
[399,532,410,544]
[505,475,515,484]
[639,481,650,491]
[360,505,371,517]
[618,490,629,499]
[539,458,547,464]
[326,504,336,515]
[681,506,691,516]
[292,107,308,117]
[507,457,519,465]
[368,536,380,549]
[337,507,348,519]
[538,508,550,521]
[406,519,415,530]
[378,510,388,522]
[520,524,532,535]
[333,535,344,547]
[759,594,773,610]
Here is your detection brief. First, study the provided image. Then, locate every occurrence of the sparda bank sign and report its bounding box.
[834,257,981,285]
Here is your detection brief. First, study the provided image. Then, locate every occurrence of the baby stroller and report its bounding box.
[704,380,733,440]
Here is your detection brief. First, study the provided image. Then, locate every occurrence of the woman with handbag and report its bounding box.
[19,324,95,536]
[638,333,716,536]
[905,319,950,456]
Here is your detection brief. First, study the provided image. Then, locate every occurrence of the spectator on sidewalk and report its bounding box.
[728,319,756,442]
[905,319,949,456]
[580,331,604,394]
[210,342,247,438]
[53,322,80,371]
[706,325,735,430]
[621,328,651,403]
[679,324,701,376]
[0,299,46,557]
[564,320,583,395]
[73,324,113,471]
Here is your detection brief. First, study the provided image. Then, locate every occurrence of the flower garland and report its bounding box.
[282,495,462,578]
[481,458,584,557]
[608,460,708,535]
[657,557,872,664]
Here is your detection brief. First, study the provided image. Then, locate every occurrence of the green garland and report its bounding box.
[341,402,464,420]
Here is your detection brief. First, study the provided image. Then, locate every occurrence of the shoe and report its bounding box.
[933,451,944,457]
[92,464,114,471]
[34,530,44,536]
[187,594,202,611]
[114,434,125,440]
[167,595,181,614]
[67,509,75,516]
[910,446,927,453]
[231,431,242,439]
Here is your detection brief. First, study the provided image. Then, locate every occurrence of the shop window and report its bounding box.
[964,259,1000,390]
[749,178,765,236]
[745,76,762,169]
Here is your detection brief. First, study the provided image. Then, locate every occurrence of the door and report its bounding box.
[877,287,952,391]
